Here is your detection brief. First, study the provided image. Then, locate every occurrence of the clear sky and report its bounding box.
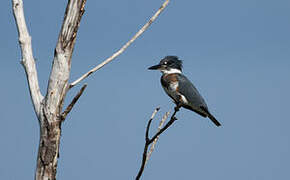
[1,0,290,179]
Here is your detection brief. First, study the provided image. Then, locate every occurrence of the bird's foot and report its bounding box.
[174,105,180,112]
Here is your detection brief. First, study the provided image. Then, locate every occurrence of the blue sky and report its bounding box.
[1,0,290,179]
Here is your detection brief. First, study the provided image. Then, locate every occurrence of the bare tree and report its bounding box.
[12,0,170,179]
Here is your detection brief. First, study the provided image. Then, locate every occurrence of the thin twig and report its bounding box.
[136,106,180,180]
[145,111,170,165]
[61,84,87,121]
[69,0,170,88]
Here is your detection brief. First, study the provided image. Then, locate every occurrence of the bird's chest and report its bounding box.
[161,73,189,105]
[161,74,180,98]
[168,81,178,91]
[161,74,178,89]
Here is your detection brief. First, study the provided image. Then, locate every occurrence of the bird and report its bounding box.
[148,56,221,127]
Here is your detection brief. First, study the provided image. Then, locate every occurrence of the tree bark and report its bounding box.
[35,112,62,180]
[36,0,86,179]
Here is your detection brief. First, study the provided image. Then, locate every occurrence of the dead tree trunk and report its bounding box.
[12,0,86,179]
[35,1,86,178]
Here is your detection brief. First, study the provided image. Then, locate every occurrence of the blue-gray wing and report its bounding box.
[177,74,208,110]
[177,74,221,126]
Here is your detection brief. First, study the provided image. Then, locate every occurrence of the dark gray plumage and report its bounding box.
[175,74,221,126]
[177,74,207,110]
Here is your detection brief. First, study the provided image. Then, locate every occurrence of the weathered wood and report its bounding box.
[12,0,43,117]
[12,0,87,179]
[35,110,61,180]
[36,0,86,179]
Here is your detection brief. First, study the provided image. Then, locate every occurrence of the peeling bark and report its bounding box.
[36,109,61,180]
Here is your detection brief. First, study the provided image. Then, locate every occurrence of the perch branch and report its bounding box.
[12,0,43,116]
[61,84,87,121]
[136,107,160,180]
[69,0,170,88]
[136,105,180,180]
[145,111,170,165]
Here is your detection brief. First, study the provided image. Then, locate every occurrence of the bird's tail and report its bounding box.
[207,112,221,127]
[200,106,221,127]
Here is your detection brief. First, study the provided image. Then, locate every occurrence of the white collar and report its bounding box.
[161,68,182,74]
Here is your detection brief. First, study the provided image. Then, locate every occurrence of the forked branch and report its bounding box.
[136,106,180,180]
[145,111,170,165]
[69,0,170,88]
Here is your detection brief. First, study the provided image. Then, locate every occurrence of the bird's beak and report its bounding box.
[148,64,162,70]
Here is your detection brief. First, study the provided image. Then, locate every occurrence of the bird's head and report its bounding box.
[148,56,183,74]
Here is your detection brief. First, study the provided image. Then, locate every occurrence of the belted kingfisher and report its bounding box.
[148,56,221,127]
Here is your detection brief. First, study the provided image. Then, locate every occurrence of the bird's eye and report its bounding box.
[163,61,167,65]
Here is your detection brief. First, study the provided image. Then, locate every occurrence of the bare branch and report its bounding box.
[69,0,170,88]
[148,106,179,144]
[145,111,170,165]
[136,106,180,180]
[44,0,86,123]
[12,0,43,116]
[136,107,160,180]
[61,84,87,121]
